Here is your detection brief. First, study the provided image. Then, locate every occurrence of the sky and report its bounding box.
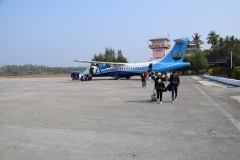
[1,0,240,67]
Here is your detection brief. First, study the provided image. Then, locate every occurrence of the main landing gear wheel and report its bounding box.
[126,76,130,79]
[114,76,120,80]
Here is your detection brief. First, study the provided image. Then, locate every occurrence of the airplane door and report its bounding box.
[90,67,94,76]
[148,63,153,72]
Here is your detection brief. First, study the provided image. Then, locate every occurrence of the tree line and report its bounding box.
[0,48,127,77]
[92,47,128,63]
[205,31,240,64]
[0,64,86,76]
[180,31,240,77]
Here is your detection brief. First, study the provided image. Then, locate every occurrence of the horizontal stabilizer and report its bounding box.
[173,39,186,43]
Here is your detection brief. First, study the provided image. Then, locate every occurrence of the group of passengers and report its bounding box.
[75,74,92,81]
[140,70,180,104]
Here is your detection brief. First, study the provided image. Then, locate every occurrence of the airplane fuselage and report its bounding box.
[83,62,189,78]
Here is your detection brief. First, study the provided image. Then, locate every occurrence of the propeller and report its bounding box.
[96,64,102,74]
[91,63,102,74]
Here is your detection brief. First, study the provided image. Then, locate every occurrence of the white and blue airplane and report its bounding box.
[74,37,190,79]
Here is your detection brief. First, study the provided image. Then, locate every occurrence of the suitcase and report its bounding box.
[151,89,158,101]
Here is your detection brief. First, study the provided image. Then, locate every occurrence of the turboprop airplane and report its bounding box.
[74,37,190,79]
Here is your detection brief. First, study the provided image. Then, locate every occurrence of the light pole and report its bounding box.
[231,48,232,69]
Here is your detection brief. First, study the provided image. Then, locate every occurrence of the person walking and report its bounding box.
[150,70,155,82]
[169,70,180,103]
[143,70,149,83]
[154,72,166,104]
[140,72,147,87]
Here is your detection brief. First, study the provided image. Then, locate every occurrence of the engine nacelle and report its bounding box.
[97,64,111,69]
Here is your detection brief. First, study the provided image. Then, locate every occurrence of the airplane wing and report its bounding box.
[74,60,127,66]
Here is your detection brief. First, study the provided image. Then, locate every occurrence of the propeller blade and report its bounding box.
[96,64,102,74]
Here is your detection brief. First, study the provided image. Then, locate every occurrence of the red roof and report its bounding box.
[149,37,170,41]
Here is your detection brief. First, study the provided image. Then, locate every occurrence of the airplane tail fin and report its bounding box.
[159,37,189,63]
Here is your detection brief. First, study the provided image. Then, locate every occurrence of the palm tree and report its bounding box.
[224,36,230,45]
[224,35,237,69]
[224,36,236,50]
[229,35,236,47]
[191,33,204,51]
[206,30,219,50]
[218,37,224,47]
[235,38,240,44]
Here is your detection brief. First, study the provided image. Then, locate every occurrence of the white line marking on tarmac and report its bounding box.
[194,85,240,132]
[231,96,240,103]
[185,76,193,82]
[185,77,240,131]
[191,76,226,87]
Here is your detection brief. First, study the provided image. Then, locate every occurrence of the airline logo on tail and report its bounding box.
[172,51,183,60]
[171,38,187,61]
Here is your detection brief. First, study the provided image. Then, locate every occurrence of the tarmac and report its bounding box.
[0,76,240,160]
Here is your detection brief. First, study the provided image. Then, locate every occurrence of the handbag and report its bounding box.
[162,86,167,92]
[167,84,172,91]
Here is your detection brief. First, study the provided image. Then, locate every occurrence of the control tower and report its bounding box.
[149,37,170,60]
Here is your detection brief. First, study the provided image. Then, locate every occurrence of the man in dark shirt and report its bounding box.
[169,71,180,103]
[140,72,147,87]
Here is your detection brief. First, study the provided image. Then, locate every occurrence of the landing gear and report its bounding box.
[114,76,120,80]
[126,76,131,79]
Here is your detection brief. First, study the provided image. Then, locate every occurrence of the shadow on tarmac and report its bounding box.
[125,100,156,104]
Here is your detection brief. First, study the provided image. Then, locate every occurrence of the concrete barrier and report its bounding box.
[203,74,240,86]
